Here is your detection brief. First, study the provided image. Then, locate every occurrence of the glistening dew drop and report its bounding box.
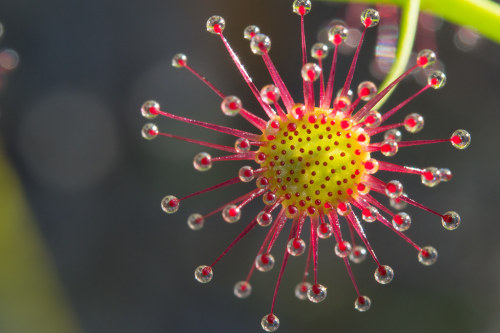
[141,1,470,331]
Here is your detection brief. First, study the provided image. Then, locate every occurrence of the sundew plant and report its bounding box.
[138,0,491,331]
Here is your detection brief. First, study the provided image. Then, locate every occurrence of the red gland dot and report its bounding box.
[405,118,417,127]
[451,135,462,144]
[308,115,317,123]
[366,115,375,124]
[287,123,297,131]
[393,215,403,225]
[378,266,387,276]
[381,144,391,153]
[298,5,306,15]
[312,284,322,294]
[202,267,211,276]
[213,24,222,34]
[261,255,270,264]
[357,134,366,142]
[359,87,370,97]
[364,17,372,27]
[307,206,316,214]
[417,56,428,67]
[293,239,302,249]
[340,120,350,129]
[423,171,434,180]
[430,78,439,86]
[333,34,342,45]
[386,183,397,193]
[149,106,159,115]
[421,249,430,257]
[287,205,298,215]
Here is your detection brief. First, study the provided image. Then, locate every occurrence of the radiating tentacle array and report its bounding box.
[141,1,470,331]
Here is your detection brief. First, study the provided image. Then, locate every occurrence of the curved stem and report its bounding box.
[376,0,420,109]
[319,0,500,44]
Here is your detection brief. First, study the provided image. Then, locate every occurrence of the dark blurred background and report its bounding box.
[0,0,499,332]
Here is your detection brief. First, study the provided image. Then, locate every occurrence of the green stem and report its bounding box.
[376,0,420,109]
[319,0,500,44]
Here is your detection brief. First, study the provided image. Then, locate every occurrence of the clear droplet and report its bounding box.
[317,223,333,239]
[337,202,352,216]
[374,265,394,284]
[250,33,271,55]
[141,100,160,119]
[257,211,273,227]
[243,25,260,40]
[295,281,312,300]
[361,9,380,27]
[260,84,280,104]
[380,140,398,157]
[416,49,436,68]
[265,119,280,136]
[364,110,382,128]
[256,176,270,189]
[362,206,378,223]
[390,194,408,210]
[301,63,321,82]
[238,166,255,182]
[187,213,204,230]
[194,265,213,283]
[385,180,403,198]
[193,152,212,171]
[292,0,311,16]
[261,313,279,332]
[287,237,306,256]
[451,129,471,149]
[235,137,251,152]
[171,53,187,68]
[441,211,460,230]
[262,191,277,205]
[364,158,379,174]
[334,241,352,258]
[392,212,411,232]
[291,103,305,119]
[404,113,424,133]
[356,182,371,195]
[349,245,367,263]
[255,253,275,272]
[221,95,242,116]
[206,15,225,34]
[222,204,241,223]
[421,167,441,187]
[355,296,372,312]
[328,24,348,45]
[234,281,252,298]
[418,246,438,265]
[311,42,328,59]
[307,283,327,303]
[384,129,402,142]
[333,96,351,114]
[439,168,452,182]
[161,195,179,214]
[428,70,446,89]
[141,123,158,140]
[357,81,377,101]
